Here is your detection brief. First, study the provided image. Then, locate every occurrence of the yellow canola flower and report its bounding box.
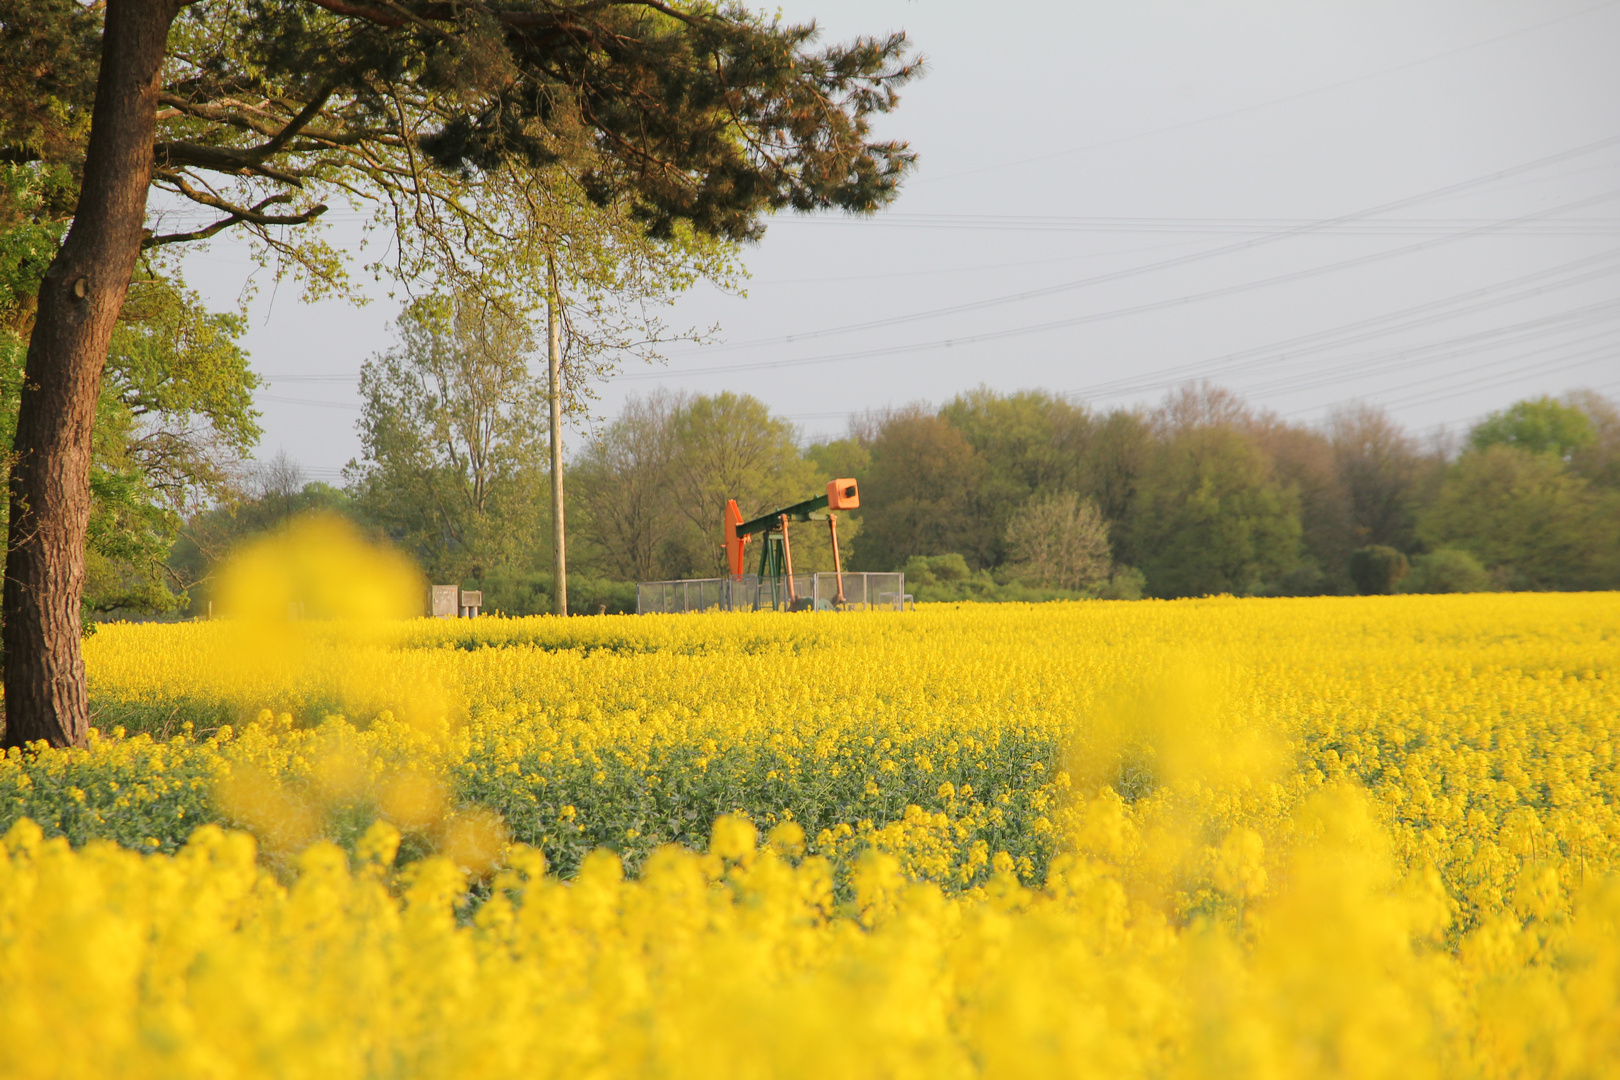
[58,591,1620,910]
[0,591,1605,1076]
[211,512,423,623]
[1,797,1619,1080]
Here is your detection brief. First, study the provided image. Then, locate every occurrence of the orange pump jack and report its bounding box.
[725,479,859,609]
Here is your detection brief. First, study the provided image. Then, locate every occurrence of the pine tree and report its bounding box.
[1,0,920,747]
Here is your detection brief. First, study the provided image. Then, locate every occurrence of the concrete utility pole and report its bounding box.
[547,255,567,617]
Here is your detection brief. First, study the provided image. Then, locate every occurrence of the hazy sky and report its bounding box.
[179,0,1620,482]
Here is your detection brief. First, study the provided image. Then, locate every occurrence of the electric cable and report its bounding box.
[662,136,1620,355]
[624,186,1620,382]
[918,0,1620,186]
[1372,346,1619,411]
[788,214,1620,236]
[260,394,363,410]
[1236,319,1620,401]
[1065,247,1620,396]
[1242,322,1620,404]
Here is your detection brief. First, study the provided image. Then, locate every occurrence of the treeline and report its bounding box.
[111,282,1612,614]
[568,383,1620,605]
[176,299,867,617]
[173,379,1620,615]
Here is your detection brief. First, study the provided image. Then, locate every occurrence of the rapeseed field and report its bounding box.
[1,581,1616,1076]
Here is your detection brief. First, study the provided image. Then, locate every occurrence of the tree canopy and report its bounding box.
[348,293,546,582]
[569,389,824,582]
[2,254,258,618]
[1469,396,1596,460]
[1124,422,1301,599]
[1417,443,1619,592]
[4,0,920,286]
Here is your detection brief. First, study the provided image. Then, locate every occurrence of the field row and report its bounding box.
[2,594,1612,931]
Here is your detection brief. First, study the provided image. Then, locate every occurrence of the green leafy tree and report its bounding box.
[1327,402,1427,554]
[4,86,259,619]
[1347,545,1409,595]
[3,0,920,746]
[1248,416,1356,594]
[569,392,683,583]
[570,391,822,581]
[0,0,96,337]
[900,551,1140,604]
[1416,444,1620,591]
[2,265,258,619]
[805,437,872,489]
[0,167,76,342]
[167,452,352,614]
[1126,421,1301,598]
[852,390,1150,577]
[664,392,819,576]
[853,406,985,572]
[1469,396,1596,460]
[348,295,546,583]
[81,278,260,616]
[1398,548,1491,594]
[938,388,1084,566]
[1562,390,1620,490]
[1003,492,1114,593]
[104,277,259,505]
[1069,407,1151,534]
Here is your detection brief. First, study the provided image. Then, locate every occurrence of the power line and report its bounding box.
[622,187,1620,383]
[258,247,1620,424]
[917,0,1620,186]
[753,232,1229,287]
[781,411,856,422]
[1237,319,1620,401]
[665,136,1620,356]
[743,246,1620,410]
[1286,347,1619,424]
[784,214,1620,236]
[1372,348,1618,412]
[1082,317,1620,418]
[1250,323,1620,408]
[259,394,362,410]
[1064,253,1620,399]
[1112,308,1620,409]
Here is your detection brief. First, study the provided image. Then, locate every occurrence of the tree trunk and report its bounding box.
[547,255,567,617]
[2,0,180,749]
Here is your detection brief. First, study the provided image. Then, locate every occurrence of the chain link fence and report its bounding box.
[636,573,910,614]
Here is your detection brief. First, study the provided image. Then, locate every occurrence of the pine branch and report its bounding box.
[143,187,328,248]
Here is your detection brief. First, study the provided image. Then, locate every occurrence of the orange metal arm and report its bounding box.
[780,514,797,601]
[829,514,846,604]
[725,499,750,577]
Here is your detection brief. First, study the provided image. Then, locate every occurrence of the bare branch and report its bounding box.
[258,85,337,157]
[143,184,327,247]
[158,92,396,148]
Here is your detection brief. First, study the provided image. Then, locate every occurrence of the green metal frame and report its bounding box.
[738,494,830,611]
[755,530,786,609]
[735,493,830,537]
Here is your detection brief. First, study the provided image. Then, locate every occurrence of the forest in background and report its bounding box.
[182,377,1620,616]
